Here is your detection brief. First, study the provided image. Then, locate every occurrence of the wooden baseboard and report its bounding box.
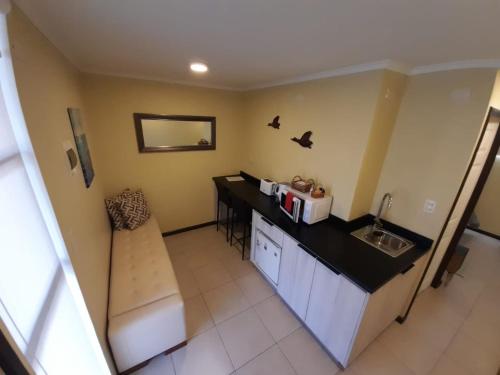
[120,359,152,375]
[162,221,216,237]
[466,226,500,241]
[164,340,187,356]
[120,341,187,375]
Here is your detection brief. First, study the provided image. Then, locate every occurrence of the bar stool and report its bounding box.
[215,183,232,242]
[230,197,252,260]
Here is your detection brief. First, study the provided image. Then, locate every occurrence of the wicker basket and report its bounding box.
[291,176,315,193]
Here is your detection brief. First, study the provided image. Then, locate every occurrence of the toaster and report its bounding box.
[260,179,278,196]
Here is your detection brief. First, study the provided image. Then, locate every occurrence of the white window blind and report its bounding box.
[0,8,110,375]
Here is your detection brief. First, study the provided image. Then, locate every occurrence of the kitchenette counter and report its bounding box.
[213,174,433,293]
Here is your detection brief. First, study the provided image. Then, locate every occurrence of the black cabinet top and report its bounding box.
[214,174,433,293]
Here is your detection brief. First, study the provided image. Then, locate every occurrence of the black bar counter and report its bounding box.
[213,174,433,293]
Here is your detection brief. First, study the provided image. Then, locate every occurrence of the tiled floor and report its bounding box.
[134,227,500,375]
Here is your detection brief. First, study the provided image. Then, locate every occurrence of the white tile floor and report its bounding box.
[133,227,500,375]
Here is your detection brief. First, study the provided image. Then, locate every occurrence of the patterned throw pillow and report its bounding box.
[105,189,131,230]
[119,190,151,230]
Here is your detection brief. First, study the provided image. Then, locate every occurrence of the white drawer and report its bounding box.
[254,211,284,247]
[255,230,282,284]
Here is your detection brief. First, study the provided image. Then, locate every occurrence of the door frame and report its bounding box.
[431,106,500,287]
[0,329,30,375]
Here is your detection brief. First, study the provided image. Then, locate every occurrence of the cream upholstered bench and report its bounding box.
[107,215,186,373]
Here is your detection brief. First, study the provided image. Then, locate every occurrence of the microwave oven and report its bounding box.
[278,187,333,224]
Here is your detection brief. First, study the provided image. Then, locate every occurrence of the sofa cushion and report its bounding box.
[119,190,151,230]
[109,216,179,318]
[105,189,131,230]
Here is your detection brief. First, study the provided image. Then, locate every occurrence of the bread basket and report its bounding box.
[291,175,315,193]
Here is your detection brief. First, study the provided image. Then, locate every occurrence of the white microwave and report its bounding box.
[278,187,333,224]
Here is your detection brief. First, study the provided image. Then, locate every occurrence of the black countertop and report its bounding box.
[214,174,433,294]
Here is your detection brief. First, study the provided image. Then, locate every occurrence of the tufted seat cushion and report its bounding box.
[109,216,178,317]
[107,215,186,373]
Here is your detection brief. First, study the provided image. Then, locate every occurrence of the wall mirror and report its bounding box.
[134,113,216,152]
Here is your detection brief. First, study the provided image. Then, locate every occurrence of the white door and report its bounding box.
[0,11,110,375]
[305,261,368,366]
[277,235,316,319]
[305,261,342,341]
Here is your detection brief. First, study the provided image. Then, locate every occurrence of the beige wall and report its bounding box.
[474,71,500,236]
[372,69,497,241]
[241,71,386,220]
[7,7,114,371]
[474,154,500,235]
[475,72,500,235]
[350,71,407,219]
[81,74,244,232]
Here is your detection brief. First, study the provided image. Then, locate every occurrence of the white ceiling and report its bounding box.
[13,0,500,90]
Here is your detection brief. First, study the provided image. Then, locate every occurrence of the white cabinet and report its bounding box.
[305,261,368,367]
[254,230,282,284]
[251,210,424,369]
[277,235,316,320]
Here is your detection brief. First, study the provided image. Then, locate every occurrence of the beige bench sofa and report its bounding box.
[107,216,186,373]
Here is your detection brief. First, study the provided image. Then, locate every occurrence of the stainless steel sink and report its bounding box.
[351,225,415,257]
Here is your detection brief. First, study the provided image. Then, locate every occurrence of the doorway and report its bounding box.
[430,107,500,288]
[467,143,500,241]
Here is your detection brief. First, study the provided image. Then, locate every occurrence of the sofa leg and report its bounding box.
[164,340,188,356]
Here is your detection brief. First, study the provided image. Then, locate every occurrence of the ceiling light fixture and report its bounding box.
[190,62,208,73]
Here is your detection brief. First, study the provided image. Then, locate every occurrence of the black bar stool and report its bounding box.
[230,197,252,260]
[215,183,232,242]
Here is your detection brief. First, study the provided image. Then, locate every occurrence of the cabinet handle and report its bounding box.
[274,252,277,257]
[261,217,274,227]
[264,244,268,250]
[401,264,415,275]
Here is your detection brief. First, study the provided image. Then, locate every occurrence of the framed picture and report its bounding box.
[67,108,94,188]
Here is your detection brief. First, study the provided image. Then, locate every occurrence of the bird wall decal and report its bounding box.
[291,131,313,148]
[267,115,280,129]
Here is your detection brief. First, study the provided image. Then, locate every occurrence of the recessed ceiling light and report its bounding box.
[190,62,208,73]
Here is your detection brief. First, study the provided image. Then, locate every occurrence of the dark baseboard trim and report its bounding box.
[120,341,187,374]
[162,221,216,237]
[164,340,187,356]
[395,315,406,324]
[466,226,500,241]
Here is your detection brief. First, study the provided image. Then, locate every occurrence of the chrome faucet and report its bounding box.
[374,193,393,229]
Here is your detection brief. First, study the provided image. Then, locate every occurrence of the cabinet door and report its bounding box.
[277,235,316,319]
[305,261,368,367]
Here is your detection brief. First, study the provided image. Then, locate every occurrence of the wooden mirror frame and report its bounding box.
[134,113,216,153]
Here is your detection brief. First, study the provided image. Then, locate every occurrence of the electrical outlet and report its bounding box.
[423,199,437,213]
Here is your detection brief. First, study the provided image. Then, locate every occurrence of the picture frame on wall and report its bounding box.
[67,108,95,188]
